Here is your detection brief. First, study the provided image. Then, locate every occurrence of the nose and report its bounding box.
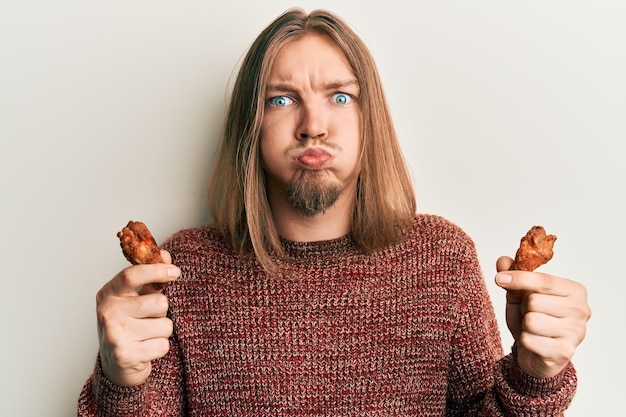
[296,102,328,141]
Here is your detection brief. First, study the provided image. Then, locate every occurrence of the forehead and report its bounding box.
[268,33,355,84]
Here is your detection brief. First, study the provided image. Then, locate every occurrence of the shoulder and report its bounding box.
[406,213,477,259]
[161,224,233,259]
[412,213,472,240]
[161,224,253,292]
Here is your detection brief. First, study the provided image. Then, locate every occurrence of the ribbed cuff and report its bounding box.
[92,357,148,416]
[508,344,572,397]
[494,345,577,416]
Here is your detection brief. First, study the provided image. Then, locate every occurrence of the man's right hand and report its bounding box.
[96,250,180,387]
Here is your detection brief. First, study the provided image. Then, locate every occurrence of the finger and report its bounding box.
[126,317,174,342]
[495,271,574,297]
[138,264,181,295]
[496,256,514,272]
[97,293,170,342]
[137,337,171,361]
[522,292,565,318]
[101,314,173,347]
[504,288,529,305]
[108,264,180,297]
[142,251,175,292]
[518,331,575,364]
[108,292,170,321]
[109,337,171,370]
[522,291,589,319]
[524,300,588,344]
[112,264,174,294]
[522,312,570,338]
[505,303,523,340]
[129,292,170,319]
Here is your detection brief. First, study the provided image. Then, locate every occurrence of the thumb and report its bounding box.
[160,249,172,264]
[137,249,176,295]
[494,256,527,304]
[496,256,514,272]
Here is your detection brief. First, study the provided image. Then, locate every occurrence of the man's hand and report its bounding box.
[495,256,591,379]
[96,250,180,387]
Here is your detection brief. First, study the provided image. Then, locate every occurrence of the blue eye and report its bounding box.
[332,93,352,105]
[268,96,294,107]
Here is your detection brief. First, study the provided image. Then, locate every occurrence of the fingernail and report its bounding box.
[167,267,180,278]
[497,273,513,284]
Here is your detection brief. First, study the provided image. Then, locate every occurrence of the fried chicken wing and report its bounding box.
[511,225,557,271]
[117,220,166,289]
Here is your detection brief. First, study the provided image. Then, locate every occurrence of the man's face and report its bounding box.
[260,33,361,217]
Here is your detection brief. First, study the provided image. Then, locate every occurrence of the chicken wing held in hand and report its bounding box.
[511,225,557,271]
[117,220,166,289]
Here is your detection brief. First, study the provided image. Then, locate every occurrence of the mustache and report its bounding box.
[283,138,342,158]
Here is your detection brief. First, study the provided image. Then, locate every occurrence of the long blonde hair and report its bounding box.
[207,8,416,274]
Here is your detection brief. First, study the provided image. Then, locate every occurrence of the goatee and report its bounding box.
[286,170,341,217]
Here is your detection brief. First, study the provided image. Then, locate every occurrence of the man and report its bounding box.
[78,8,590,416]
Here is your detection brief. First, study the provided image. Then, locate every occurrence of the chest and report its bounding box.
[171,266,458,414]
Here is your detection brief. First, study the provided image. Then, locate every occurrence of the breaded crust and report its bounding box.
[511,226,557,271]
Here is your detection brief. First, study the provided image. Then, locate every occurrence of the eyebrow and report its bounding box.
[266,79,360,93]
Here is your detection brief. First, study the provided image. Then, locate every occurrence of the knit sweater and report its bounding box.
[77,214,577,416]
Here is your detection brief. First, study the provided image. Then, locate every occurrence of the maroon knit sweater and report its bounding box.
[77,214,577,416]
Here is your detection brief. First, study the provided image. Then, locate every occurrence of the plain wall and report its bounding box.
[1,1,624,415]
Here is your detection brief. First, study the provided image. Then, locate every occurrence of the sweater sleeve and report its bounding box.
[443,226,577,416]
[76,331,186,417]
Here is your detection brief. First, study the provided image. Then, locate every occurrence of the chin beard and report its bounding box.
[286,170,341,217]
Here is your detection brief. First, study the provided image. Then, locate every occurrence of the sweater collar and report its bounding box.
[280,233,357,260]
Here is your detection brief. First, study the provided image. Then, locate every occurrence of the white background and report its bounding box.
[1,1,624,415]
